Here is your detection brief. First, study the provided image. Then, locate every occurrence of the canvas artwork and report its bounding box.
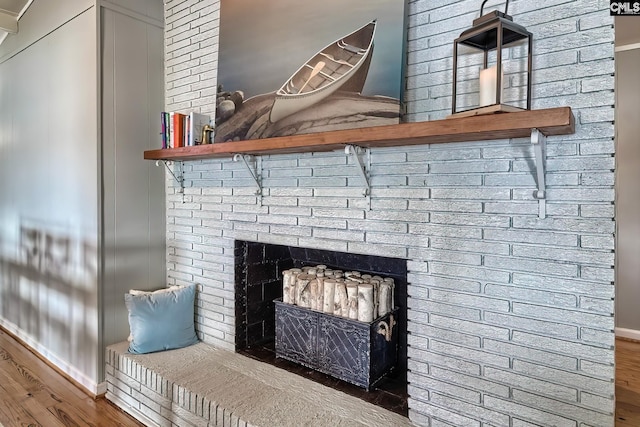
[215,0,407,142]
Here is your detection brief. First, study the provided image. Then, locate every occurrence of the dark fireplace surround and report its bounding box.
[233,240,408,415]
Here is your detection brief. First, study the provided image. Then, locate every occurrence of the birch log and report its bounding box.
[384,277,395,312]
[345,271,362,282]
[288,268,302,305]
[309,278,318,310]
[357,284,375,322]
[346,282,359,320]
[372,276,384,316]
[296,274,311,308]
[323,279,336,314]
[282,270,292,304]
[315,275,325,311]
[334,281,348,317]
[370,279,380,319]
[378,280,393,316]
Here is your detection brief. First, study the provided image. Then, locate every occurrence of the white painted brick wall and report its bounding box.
[159,0,616,426]
[165,0,219,116]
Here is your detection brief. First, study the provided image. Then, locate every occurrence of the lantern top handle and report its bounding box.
[480,0,509,17]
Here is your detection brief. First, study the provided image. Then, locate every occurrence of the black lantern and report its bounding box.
[451,0,532,117]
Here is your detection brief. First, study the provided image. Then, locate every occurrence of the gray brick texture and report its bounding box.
[156,1,617,427]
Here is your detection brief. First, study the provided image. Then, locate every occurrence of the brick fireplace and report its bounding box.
[163,1,616,426]
[233,240,408,413]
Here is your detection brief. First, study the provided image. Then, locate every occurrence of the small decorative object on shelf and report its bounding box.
[190,113,213,145]
[450,0,532,118]
[200,124,214,145]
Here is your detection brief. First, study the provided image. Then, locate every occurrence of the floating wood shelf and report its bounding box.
[144,107,574,161]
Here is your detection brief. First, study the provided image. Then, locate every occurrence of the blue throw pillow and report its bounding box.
[125,284,199,354]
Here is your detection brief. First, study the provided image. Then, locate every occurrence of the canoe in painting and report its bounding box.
[269,20,377,123]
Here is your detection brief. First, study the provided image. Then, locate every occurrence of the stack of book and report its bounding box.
[160,112,211,148]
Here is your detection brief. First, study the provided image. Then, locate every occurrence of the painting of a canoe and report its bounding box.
[269,20,377,123]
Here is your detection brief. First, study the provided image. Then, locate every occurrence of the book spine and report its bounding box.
[188,112,195,146]
[160,111,167,149]
[160,112,166,149]
[185,115,190,147]
[169,112,175,148]
[165,112,170,148]
[173,113,185,148]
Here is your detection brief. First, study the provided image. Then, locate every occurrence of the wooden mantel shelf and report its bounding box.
[144,107,574,161]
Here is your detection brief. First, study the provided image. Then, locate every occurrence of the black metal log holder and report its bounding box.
[274,298,399,391]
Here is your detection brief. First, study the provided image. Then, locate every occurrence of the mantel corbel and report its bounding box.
[232,153,263,204]
[156,160,185,203]
[344,144,371,210]
[531,128,547,219]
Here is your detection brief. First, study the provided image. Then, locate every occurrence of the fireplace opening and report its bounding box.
[234,240,408,416]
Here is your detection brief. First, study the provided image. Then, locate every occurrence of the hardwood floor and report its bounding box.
[0,328,142,427]
[0,328,639,426]
[616,338,640,426]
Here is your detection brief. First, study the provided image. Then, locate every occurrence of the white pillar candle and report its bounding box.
[479,64,503,107]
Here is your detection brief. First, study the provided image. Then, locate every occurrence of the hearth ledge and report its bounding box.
[105,341,414,427]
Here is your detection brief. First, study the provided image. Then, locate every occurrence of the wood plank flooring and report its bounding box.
[0,328,639,426]
[0,328,142,427]
[616,338,640,426]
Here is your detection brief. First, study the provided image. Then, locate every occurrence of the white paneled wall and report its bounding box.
[0,0,165,394]
[101,0,166,354]
[0,6,100,391]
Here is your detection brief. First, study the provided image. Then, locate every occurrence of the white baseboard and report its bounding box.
[0,319,102,396]
[96,381,107,395]
[616,327,640,341]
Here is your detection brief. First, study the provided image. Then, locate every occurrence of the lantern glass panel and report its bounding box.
[453,33,530,114]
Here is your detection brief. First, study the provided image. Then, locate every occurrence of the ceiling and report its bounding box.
[0,0,29,45]
[616,16,640,46]
[0,0,27,11]
[0,3,638,48]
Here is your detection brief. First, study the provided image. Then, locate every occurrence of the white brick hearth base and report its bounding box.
[105,342,412,427]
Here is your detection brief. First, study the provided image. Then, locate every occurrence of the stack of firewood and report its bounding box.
[281,265,395,323]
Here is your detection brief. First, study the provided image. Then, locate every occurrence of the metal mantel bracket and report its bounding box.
[345,144,371,210]
[531,128,547,219]
[232,154,263,202]
[156,160,185,203]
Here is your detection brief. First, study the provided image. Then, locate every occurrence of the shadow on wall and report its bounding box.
[0,221,98,375]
